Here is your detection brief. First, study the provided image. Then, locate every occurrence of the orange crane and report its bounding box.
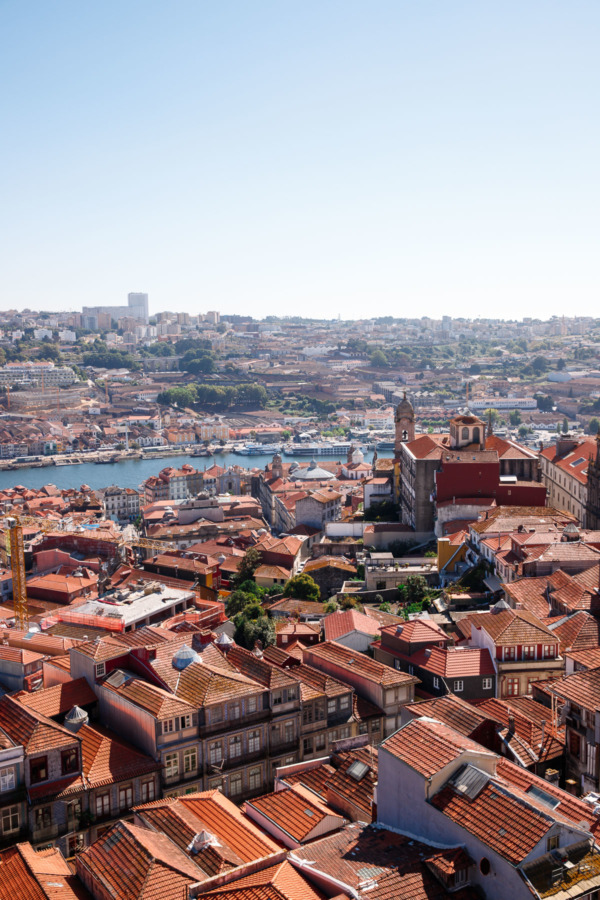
[3,513,177,630]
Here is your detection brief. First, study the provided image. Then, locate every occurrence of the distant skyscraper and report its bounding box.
[128,292,149,323]
[82,292,149,326]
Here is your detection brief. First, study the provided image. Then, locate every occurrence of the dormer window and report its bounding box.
[454,867,469,887]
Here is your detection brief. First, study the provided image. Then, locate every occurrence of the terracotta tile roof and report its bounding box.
[326,746,377,818]
[540,438,597,485]
[405,693,489,736]
[0,843,91,900]
[4,631,81,656]
[72,640,129,662]
[549,611,600,652]
[288,663,348,700]
[291,822,477,900]
[254,564,292,580]
[79,723,161,788]
[0,646,44,665]
[496,757,600,838]
[306,641,419,688]
[381,617,448,644]
[564,647,600,671]
[246,784,345,842]
[381,717,494,778]
[477,696,564,764]
[303,557,357,574]
[44,654,71,672]
[135,790,279,865]
[545,666,600,712]
[470,506,575,535]
[222,645,300,692]
[322,609,380,642]
[431,775,553,866]
[0,694,77,754]
[175,660,265,707]
[281,763,336,800]
[424,847,474,881]
[16,677,96,719]
[274,620,320,637]
[198,860,325,900]
[404,433,449,461]
[423,647,495,678]
[76,820,205,899]
[267,598,327,617]
[467,608,558,645]
[103,676,196,719]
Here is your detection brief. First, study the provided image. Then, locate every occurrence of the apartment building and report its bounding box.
[540,436,597,524]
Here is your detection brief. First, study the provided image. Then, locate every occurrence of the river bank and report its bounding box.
[0,448,389,493]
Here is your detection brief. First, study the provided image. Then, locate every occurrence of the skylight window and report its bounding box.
[347,761,370,782]
[570,457,586,467]
[526,785,560,810]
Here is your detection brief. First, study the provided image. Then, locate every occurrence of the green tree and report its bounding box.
[282,573,320,602]
[233,611,275,650]
[484,408,499,425]
[532,356,548,375]
[369,349,388,368]
[509,409,522,426]
[225,589,257,617]
[562,417,569,434]
[339,595,364,612]
[535,394,554,412]
[404,575,428,605]
[233,547,262,588]
[589,418,600,435]
[379,601,391,612]
[557,358,566,370]
[323,600,339,613]
[518,424,530,439]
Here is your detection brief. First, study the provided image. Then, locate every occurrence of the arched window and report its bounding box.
[472,427,480,444]
[462,427,469,440]
[402,430,408,441]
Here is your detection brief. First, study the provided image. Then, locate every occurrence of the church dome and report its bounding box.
[351,447,364,464]
[290,459,335,481]
[172,643,199,670]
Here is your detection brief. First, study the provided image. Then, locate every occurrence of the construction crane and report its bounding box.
[2,515,177,630]
[5,518,28,630]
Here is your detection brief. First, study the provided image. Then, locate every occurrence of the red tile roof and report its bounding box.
[404,694,489,737]
[306,641,419,688]
[431,776,553,865]
[135,790,279,864]
[76,820,205,899]
[380,717,494,778]
[423,647,495,678]
[467,608,558,645]
[0,694,77,754]
[16,677,96,719]
[245,784,345,843]
[198,860,324,900]
[0,843,91,900]
[80,723,161,788]
[322,609,381,642]
[291,822,478,900]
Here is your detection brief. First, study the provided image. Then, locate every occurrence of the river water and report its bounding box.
[0,448,390,493]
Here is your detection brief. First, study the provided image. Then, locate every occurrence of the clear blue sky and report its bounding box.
[1,1,598,320]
